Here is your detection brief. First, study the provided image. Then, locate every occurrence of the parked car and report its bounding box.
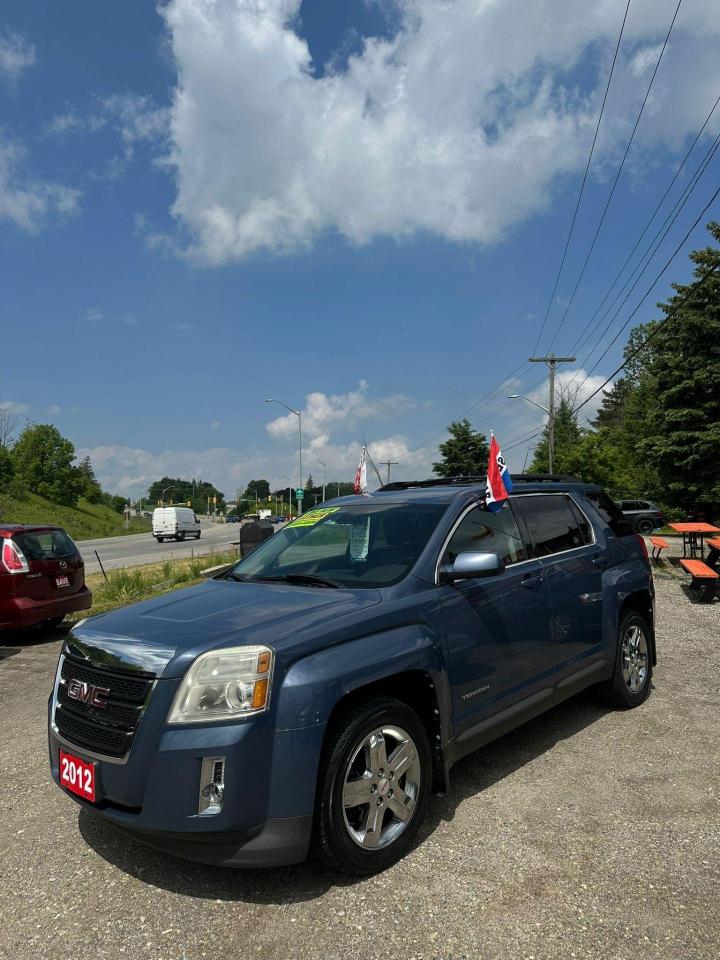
[226,515,239,523]
[49,477,654,874]
[152,507,201,543]
[1,525,91,629]
[615,498,665,533]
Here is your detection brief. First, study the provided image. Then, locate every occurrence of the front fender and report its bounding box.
[275,625,449,731]
[264,626,450,820]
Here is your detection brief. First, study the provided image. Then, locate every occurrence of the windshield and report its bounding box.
[14,530,79,560]
[229,503,447,588]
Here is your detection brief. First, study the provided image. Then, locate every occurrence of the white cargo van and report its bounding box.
[152,507,201,543]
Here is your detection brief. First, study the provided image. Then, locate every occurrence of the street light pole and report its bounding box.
[312,456,327,503]
[266,398,303,515]
[161,485,175,505]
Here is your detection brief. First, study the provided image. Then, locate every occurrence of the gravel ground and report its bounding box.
[0,572,718,960]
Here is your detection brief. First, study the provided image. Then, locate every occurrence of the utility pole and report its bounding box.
[379,460,399,484]
[528,353,575,474]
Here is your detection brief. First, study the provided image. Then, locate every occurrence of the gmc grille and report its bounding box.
[54,653,154,759]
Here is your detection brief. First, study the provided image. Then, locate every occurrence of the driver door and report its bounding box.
[437,501,554,737]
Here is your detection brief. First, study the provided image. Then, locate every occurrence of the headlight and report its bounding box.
[167,646,273,724]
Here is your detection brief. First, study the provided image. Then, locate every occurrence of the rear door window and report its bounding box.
[585,490,634,537]
[515,495,590,557]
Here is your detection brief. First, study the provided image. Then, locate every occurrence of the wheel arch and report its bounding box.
[619,589,656,665]
[321,671,446,789]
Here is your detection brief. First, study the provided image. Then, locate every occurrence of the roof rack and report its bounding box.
[512,473,582,483]
[379,476,486,492]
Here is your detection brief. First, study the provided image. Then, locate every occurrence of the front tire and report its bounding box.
[599,611,653,708]
[45,615,65,629]
[312,696,432,875]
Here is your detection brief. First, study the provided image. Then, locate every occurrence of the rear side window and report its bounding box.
[442,503,527,566]
[14,530,78,560]
[585,490,634,537]
[515,495,591,557]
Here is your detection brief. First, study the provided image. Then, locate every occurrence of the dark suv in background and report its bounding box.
[1,525,91,629]
[49,476,654,874]
[615,499,665,533]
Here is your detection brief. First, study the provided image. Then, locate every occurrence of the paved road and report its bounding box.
[78,520,239,574]
[0,575,718,960]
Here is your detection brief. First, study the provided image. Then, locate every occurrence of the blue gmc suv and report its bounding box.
[48,476,655,875]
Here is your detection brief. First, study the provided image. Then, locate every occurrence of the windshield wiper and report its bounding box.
[222,571,251,582]
[252,573,342,589]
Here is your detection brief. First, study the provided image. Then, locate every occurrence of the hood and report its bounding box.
[67,578,382,678]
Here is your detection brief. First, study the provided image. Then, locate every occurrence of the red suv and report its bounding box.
[0,525,91,629]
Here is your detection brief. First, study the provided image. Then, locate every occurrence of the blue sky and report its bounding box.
[2,0,719,498]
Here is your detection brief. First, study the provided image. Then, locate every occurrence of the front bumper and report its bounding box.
[48,683,325,867]
[1,587,92,629]
[82,809,313,867]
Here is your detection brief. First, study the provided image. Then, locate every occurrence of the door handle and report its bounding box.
[521,574,543,589]
[592,556,607,569]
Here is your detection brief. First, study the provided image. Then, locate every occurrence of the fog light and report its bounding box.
[198,756,225,815]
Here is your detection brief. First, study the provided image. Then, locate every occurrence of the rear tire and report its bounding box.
[598,611,653,708]
[637,518,654,534]
[156,537,164,543]
[176,532,185,542]
[195,531,201,540]
[45,616,65,629]
[312,696,432,875]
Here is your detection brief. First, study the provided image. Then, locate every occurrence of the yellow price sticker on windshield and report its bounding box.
[287,508,340,528]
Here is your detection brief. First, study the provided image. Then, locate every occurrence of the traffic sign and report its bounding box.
[296,488,304,499]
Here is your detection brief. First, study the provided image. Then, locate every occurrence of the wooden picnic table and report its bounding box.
[668,522,720,560]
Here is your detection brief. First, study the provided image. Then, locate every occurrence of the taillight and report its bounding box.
[635,534,649,563]
[1,538,29,574]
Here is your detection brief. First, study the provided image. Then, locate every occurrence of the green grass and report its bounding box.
[72,549,238,620]
[0,490,151,540]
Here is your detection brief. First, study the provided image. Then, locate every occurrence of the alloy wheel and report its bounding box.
[341,725,421,850]
[621,624,649,693]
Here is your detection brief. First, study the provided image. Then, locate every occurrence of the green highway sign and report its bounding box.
[296,488,304,499]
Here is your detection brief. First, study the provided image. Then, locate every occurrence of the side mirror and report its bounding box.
[439,551,505,583]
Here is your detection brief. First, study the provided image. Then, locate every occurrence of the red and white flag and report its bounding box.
[486,433,513,513]
[354,446,368,495]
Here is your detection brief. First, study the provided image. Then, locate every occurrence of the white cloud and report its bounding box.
[84,307,104,322]
[0,400,29,415]
[266,380,416,441]
[44,94,169,179]
[0,29,35,85]
[0,133,80,233]
[159,0,720,264]
[47,404,62,415]
[209,420,221,431]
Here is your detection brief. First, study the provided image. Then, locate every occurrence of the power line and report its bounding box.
[573,261,719,415]
[567,92,720,359]
[571,181,720,398]
[531,0,632,354]
[563,128,720,393]
[506,190,720,457]
[544,0,685,352]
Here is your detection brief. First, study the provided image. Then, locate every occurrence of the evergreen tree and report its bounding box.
[433,419,489,477]
[638,221,720,511]
[76,455,104,504]
[530,397,582,473]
